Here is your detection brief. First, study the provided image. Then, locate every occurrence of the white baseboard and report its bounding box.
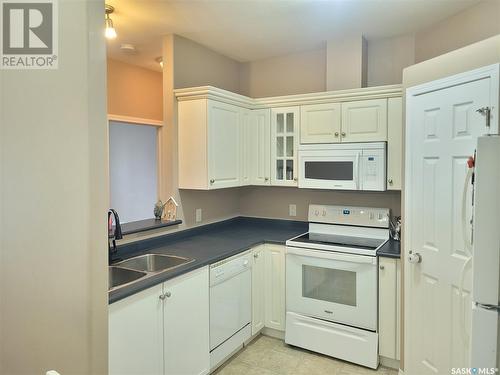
[261,327,285,340]
[379,356,400,370]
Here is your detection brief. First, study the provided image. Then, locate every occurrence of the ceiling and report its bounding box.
[105,0,480,72]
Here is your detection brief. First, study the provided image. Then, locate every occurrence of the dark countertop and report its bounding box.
[109,217,308,304]
[109,216,401,304]
[377,239,401,258]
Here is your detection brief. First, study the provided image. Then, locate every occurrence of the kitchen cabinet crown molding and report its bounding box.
[174,84,403,108]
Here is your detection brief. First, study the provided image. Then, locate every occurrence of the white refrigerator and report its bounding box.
[470,135,500,368]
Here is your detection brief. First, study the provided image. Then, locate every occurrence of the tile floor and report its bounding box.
[214,335,398,375]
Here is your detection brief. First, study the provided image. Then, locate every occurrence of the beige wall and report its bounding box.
[173,35,242,93]
[327,35,367,90]
[239,48,326,98]
[0,1,108,374]
[367,34,415,86]
[240,187,401,221]
[107,58,163,122]
[415,0,500,63]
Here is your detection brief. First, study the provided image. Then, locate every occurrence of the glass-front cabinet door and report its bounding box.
[271,106,299,186]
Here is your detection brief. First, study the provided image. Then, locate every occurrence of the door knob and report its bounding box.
[408,252,422,264]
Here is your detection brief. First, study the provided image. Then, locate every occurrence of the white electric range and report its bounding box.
[285,204,390,369]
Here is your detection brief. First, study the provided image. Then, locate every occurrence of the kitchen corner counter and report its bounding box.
[377,239,401,259]
[109,217,308,304]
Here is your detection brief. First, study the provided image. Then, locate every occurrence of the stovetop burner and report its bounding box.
[288,232,386,251]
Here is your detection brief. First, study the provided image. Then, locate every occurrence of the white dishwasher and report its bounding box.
[209,251,252,370]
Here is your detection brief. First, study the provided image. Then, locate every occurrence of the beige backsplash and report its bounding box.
[239,186,401,221]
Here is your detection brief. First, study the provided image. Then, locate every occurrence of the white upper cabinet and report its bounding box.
[387,97,403,190]
[178,99,241,190]
[208,101,241,189]
[250,109,271,185]
[341,99,388,142]
[240,108,252,186]
[271,107,299,187]
[300,103,341,144]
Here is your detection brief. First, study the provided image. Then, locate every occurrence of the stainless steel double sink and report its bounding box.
[109,254,194,291]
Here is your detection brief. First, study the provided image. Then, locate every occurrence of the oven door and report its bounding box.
[298,149,361,190]
[286,246,377,331]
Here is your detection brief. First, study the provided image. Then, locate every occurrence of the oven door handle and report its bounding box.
[286,247,377,265]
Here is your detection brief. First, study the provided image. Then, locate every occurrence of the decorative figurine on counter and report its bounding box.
[153,197,179,221]
[154,200,167,220]
[164,196,179,221]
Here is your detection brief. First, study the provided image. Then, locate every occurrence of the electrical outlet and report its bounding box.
[289,204,297,217]
[195,208,202,223]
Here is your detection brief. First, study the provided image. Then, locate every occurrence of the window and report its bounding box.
[109,121,158,223]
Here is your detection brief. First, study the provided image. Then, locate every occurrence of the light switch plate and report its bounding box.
[195,208,202,223]
[289,204,297,217]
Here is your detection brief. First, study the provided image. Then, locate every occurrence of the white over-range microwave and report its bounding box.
[298,142,386,191]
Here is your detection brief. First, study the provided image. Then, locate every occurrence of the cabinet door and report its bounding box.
[109,284,164,375]
[341,99,387,142]
[163,267,210,375]
[387,97,403,190]
[271,107,299,187]
[378,257,398,360]
[250,109,271,185]
[300,103,341,144]
[264,244,286,331]
[208,100,240,189]
[240,108,252,186]
[252,245,266,335]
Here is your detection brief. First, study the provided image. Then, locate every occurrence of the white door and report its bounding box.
[271,107,299,187]
[164,267,210,375]
[250,109,271,185]
[239,108,252,186]
[264,244,286,331]
[251,245,266,334]
[300,103,341,144]
[341,99,387,142]
[405,69,497,374]
[109,284,164,375]
[208,100,240,189]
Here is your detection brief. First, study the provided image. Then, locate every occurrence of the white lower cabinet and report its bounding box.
[264,244,286,331]
[378,257,401,362]
[109,284,164,375]
[109,267,210,375]
[251,244,286,334]
[251,245,266,334]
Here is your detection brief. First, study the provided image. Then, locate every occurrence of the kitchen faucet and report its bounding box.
[108,209,123,263]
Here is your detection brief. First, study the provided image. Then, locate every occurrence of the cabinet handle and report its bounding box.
[379,265,385,270]
[254,253,259,258]
[264,177,269,181]
[159,294,166,300]
[341,132,346,137]
[165,291,171,298]
[334,132,339,137]
[388,178,393,184]
[210,179,215,184]
[293,177,298,182]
